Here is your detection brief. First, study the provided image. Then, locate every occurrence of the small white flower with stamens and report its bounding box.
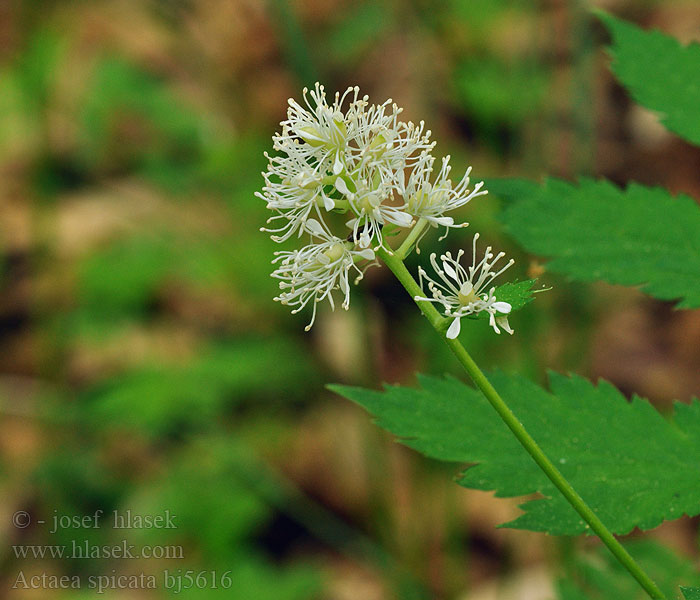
[281,83,358,168]
[271,220,375,330]
[351,109,434,173]
[415,234,515,338]
[336,175,413,249]
[256,150,328,242]
[404,154,488,241]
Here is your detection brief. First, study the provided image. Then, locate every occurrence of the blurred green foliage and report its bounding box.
[1,1,697,599]
[83,339,319,437]
[325,2,389,67]
[1,6,327,598]
[453,57,549,130]
[557,540,700,599]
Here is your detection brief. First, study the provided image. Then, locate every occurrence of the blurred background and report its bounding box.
[1,0,699,598]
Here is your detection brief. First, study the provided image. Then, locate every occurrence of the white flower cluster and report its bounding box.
[259,83,512,335]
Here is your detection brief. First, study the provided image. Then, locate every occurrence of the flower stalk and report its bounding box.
[376,244,666,600]
[395,217,428,260]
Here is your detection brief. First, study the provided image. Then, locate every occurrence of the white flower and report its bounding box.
[259,83,434,249]
[271,220,375,330]
[281,83,358,167]
[404,153,488,240]
[350,107,434,174]
[335,173,413,249]
[256,146,332,242]
[275,83,432,180]
[415,233,515,338]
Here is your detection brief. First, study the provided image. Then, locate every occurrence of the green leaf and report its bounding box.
[331,372,700,535]
[468,279,538,326]
[493,177,700,308]
[491,279,539,312]
[558,540,700,600]
[682,588,700,600]
[599,12,700,146]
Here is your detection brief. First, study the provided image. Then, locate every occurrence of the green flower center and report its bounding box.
[457,282,478,306]
[323,243,346,262]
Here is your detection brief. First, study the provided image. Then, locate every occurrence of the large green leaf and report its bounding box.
[600,12,700,146]
[331,372,700,535]
[492,177,700,308]
[682,588,700,600]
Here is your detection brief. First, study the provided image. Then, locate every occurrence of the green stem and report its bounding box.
[376,246,666,600]
[396,217,429,260]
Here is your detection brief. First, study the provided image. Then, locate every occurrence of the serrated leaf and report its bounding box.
[491,279,538,312]
[331,372,700,535]
[469,279,537,325]
[599,12,700,146]
[493,177,700,308]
